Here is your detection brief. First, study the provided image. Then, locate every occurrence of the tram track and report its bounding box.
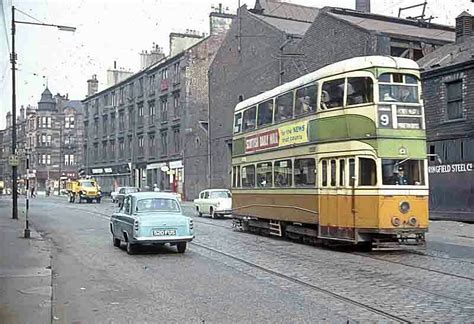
[190,241,411,323]
[48,201,474,282]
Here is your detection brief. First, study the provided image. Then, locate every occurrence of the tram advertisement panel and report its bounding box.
[244,121,309,153]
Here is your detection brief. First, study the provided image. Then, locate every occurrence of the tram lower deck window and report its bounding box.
[359,158,376,186]
[242,165,256,188]
[295,158,316,186]
[382,159,425,185]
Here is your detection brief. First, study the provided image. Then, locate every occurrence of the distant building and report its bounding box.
[208,0,455,189]
[81,11,233,199]
[418,12,474,221]
[0,89,84,193]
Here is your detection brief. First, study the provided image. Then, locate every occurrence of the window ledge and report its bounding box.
[442,118,466,124]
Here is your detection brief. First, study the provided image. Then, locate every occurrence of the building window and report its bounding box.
[149,100,156,122]
[119,139,124,158]
[110,140,115,157]
[111,113,116,132]
[104,94,109,106]
[119,87,124,105]
[119,111,124,130]
[64,154,75,166]
[161,97,168,121]
[446,80,463,120]
[111,91,116,106]
[149,75,156,95]
[65,116,75,128]
[173,128,180,153]
[40,154,51,165]
[102,116,108,135]
[161,131,167,155]
[173,92,180,118]
[174,62,180,83]
[161,68,168,80]
[138,78,144,96]
[129,82,134,100]
[128,108,135,129]
[94,119,99,136]
[138,136,144,155]
[137,104,144,126]
[93,143,98,161]
[41,116,52,128]
[102,141,107,159]
[149,134,155,153]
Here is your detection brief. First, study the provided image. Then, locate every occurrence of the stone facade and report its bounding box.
[82,12,233,200]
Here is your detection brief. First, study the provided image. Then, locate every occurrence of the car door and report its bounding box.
[203,191,211,214]
[121,196,134,238]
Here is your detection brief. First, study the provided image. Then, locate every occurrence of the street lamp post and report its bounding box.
[10,5,76,219]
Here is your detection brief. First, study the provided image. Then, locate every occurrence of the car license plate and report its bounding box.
[153,229,176,236]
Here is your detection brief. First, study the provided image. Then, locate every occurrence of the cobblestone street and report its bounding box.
[2,196,472,323]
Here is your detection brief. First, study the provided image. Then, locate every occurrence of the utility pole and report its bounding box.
[11,6,18,219]
[10,5,76,220]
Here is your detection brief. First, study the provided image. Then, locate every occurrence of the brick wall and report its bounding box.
[209,9,287,188]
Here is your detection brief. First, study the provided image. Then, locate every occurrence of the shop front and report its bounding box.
[79,163,131,195]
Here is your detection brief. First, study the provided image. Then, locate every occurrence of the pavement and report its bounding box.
[0,197,52,324]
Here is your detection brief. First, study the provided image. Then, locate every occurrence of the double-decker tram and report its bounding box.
[231,56,428,249]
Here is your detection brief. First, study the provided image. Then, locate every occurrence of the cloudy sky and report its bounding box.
[0,0,472,128]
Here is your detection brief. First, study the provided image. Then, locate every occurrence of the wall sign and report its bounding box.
[245,129,279,153]
[428,162,474,174]
[279,121,308,146]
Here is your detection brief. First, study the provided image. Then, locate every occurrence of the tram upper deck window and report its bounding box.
[234,112,242,134]
[242,107,257,132]
[321,78,344,109]
[378,73,419,103]
[359,158,376,186]
[257,99,274,127]
[295,85,316,116]
[274,160,292,187]
[347,77,373,106]
[257,162,273,187]
[275,92,293,122]
[382,159,425,185]
[242,165,256,188]
[295,158,316,187]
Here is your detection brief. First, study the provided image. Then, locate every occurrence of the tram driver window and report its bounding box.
[257,99,274,127]
[382,159,425,185]
[274,160,292,187]
[295,158,316,187]
[295,85,317,116]
[241,165,256,188]
[275,92,294,122]
[321,78,344,109]
[257,162,273,187]
[346,77,373,106]
[359,158,377,186]
[242,107,256,132]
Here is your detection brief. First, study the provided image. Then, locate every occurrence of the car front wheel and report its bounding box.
[126,242,137,255]
[177,242,187,253]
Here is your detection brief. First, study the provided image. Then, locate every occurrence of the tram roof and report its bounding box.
[235,56,419,112]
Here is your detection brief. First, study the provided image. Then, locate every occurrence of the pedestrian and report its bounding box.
[30,186,36,198]
[153,184,160,192]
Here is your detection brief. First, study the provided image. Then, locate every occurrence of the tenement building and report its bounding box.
[81,11,233,199]
[0,89,84,193]
[209,0,455,189]
[418,12,474,222]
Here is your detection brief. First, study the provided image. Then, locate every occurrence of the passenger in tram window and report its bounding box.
[297,96,313,113]
[400,86,416,103]
[320,90,330,110]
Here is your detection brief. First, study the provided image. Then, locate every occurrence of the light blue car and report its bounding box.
[110,192,194,254]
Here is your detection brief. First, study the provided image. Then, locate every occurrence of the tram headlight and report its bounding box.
[408,217,417,226]
[391,217,401,227]
[399,201,410,214]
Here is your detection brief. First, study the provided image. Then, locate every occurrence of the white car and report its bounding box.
[194,189,232,219]
[110,187,125,203]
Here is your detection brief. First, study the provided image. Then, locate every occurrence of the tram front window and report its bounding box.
[378,73,419,103]
[382,159,425,185]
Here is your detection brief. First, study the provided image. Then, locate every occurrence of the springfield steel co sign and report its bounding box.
[428,162,474,174]
[245,121,309,153]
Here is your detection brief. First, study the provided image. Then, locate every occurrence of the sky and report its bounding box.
[0,0,472,129]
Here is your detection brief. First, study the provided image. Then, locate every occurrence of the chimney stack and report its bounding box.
[87,74,99,97]
[455,11,474,43]
[355,0,370,13]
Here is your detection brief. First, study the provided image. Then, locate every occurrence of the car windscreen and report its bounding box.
[210,191,231,199]
[135,198,180,213]
[125,188,138,193]
[82,181,95,188]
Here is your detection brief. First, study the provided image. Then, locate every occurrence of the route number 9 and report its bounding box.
[378,111,392,128]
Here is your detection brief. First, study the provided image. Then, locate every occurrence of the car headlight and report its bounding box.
[408,217,417,226]
[399,201,410,214]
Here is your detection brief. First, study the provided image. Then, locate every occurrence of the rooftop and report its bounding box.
[252,0,319,23]
[418,36,474,72]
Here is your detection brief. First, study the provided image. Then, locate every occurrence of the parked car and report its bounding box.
[194,189,232,219]
[116,187,139,206]
[111,187,125,203]
[110,192,194,254]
